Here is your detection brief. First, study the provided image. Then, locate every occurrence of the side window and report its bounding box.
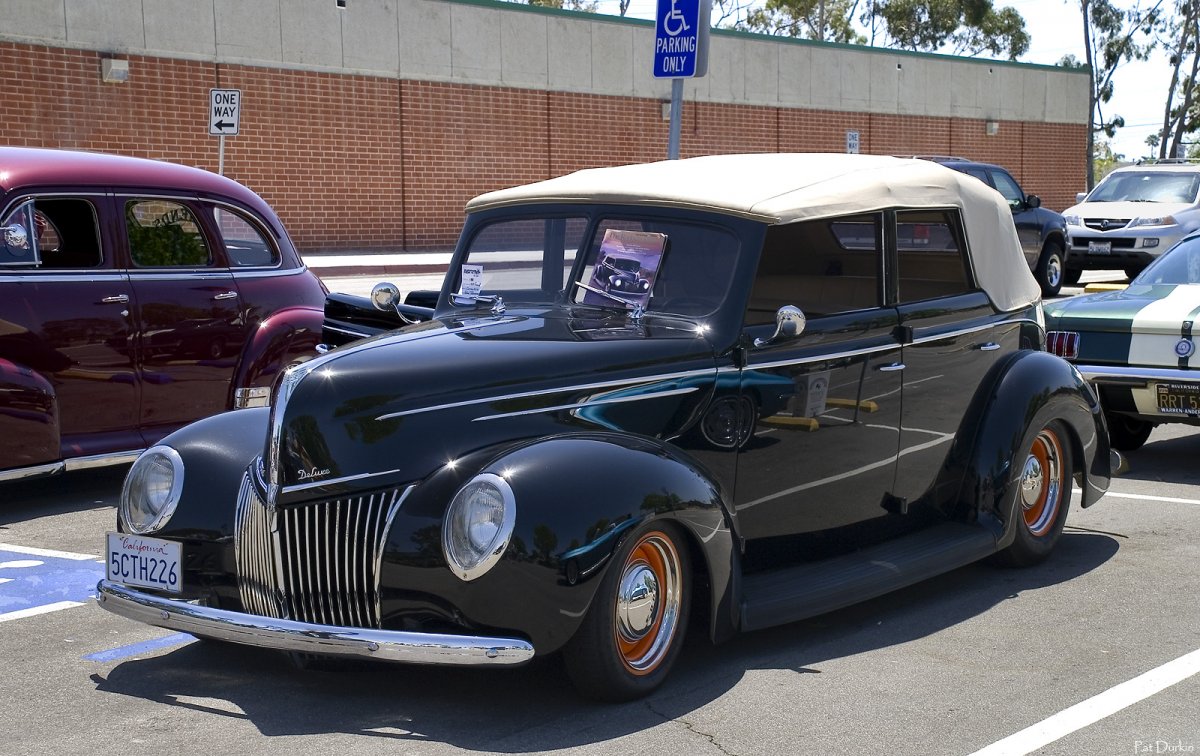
[895,209,973,303]
[126,199,211,268]
[211,206,280,267]
[990,170,1025,208]
[744,214,882,325]
[963,168,990,186]
[0,197,103,268]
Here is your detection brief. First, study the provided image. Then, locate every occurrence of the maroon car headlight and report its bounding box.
[442,473,516,581]
[119,445,184,534]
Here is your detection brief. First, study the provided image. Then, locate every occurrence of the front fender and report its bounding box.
[229,305,323,404]
[382,433,736,655]
[147,407,270,540]
[956,350,1111,546]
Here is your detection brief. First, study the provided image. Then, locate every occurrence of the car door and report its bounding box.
[890,209,1000,513]
[0,193,139,467]
[733,213,905,547]
[989,168,1041,267]
[117,194,246,443]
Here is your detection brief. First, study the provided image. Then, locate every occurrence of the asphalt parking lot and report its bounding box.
[2,273,1198,756]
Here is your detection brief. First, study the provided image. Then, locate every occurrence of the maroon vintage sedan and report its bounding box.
[0,147,326,483]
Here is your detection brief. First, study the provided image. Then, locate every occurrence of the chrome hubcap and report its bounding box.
[1020,456,1044,508]
[617,565,660,640]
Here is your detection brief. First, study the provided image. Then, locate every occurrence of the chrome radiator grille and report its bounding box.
[234,472,406,629]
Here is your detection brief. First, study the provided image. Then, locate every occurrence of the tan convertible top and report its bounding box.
[468,153,1040,312]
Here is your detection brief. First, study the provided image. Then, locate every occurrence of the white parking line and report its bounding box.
[967,648,1200,756]
[0,543,98,561]
[0,601,86,623]
[1104,491,1200,506]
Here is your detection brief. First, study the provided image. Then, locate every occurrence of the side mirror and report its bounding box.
[1026,194,1041,209]
[1076,192,1088,203]
[755,305,806,347]
[370,282,401,311]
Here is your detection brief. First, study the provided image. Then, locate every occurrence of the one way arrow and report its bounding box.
[213,120,235,131]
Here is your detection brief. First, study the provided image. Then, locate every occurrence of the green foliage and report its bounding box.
[1092,138,1124,182]
[524,0,599,10]
[740,0,1028,58]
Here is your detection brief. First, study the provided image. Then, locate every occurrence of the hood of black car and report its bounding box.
[267,307,718,499]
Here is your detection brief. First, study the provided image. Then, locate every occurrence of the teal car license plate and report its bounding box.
[1156,383,1200,415]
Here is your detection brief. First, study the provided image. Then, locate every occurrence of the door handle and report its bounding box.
[212,291,238,301]
[100,294,129,304]
[977,342,1001,351]
[877,362,906,372]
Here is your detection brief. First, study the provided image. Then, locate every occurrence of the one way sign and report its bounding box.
[209,88,241,136]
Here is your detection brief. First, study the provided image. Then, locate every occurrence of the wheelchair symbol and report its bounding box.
[663,0,690,36]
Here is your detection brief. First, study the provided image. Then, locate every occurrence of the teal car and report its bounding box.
[1045,232,1200,450]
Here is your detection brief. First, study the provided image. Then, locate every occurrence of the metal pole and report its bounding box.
[218,134,225,176]
[668,78,683,160]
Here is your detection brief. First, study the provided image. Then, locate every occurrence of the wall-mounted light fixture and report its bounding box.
[985,120,999,136]
[661,102,672,121]
[101,58,129,84]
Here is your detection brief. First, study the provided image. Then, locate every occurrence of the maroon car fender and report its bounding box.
[0,357,59,467]
[227,305,323,405]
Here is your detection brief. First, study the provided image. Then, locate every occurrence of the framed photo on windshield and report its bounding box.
[580,229,667,310]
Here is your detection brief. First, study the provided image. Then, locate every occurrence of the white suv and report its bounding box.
[1062,160,1200,282]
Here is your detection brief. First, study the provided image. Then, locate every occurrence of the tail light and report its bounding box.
[1046,331,1080,359]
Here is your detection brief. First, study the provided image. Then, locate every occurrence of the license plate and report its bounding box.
[106,532,182,593]
[1088,240,1112,254]
[1155,383,1200,415]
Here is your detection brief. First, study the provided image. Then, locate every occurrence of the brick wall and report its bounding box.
[0,42,1087,252]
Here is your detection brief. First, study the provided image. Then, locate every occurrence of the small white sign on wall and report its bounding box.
[209,89,241,136]
[846,130,860,154]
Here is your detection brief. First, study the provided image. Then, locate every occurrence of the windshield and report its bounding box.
[454,213,741,317]
[1088,171,1200,204]
[1135,236,1200,285]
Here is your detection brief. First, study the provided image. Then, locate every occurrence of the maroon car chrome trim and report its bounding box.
[95,581,535,665]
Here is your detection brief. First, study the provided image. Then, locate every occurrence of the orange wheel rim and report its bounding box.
[613,531,682,676]
[1020,429,1064,537]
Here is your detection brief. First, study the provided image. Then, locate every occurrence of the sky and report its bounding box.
[589,0,1175,160]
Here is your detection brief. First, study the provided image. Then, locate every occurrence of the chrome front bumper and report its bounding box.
[96,580,535,666]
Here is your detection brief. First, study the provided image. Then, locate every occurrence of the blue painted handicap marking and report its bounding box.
[0,544,103,622]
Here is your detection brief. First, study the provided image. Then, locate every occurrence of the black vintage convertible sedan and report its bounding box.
[98,154,1113,701]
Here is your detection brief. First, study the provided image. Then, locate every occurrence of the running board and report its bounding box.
[740,522,997,632]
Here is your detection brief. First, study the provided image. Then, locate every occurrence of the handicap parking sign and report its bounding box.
[654,0,711,78]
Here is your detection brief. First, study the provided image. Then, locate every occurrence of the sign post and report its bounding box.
[209,88,242,175]
[653,0,710,160]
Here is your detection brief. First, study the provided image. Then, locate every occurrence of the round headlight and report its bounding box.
[442,473,515,581]
[119,445,184,534]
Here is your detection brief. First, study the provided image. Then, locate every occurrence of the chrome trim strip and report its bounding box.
[909,321,997,346]
[375,488,409,621]
[749,343,897,371]
[376,368,716,421]
[63,450,144,472]
[281,468,402,495]
[233,387,271,409]
[1076,364,1200,385]
[474,386,701,422]
[96,580,534,666]
[323,323,373,338]
[0,273,127,282]
[0,462,64,482]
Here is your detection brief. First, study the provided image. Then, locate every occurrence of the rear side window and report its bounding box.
[211,206,279,267]
[0,197,102,268]
[746,214,883,324]
[126,199,210,267]
[895,209,973,303]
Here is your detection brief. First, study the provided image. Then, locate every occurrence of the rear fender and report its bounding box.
[954,350,1111,548]
[0,358,59,469]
